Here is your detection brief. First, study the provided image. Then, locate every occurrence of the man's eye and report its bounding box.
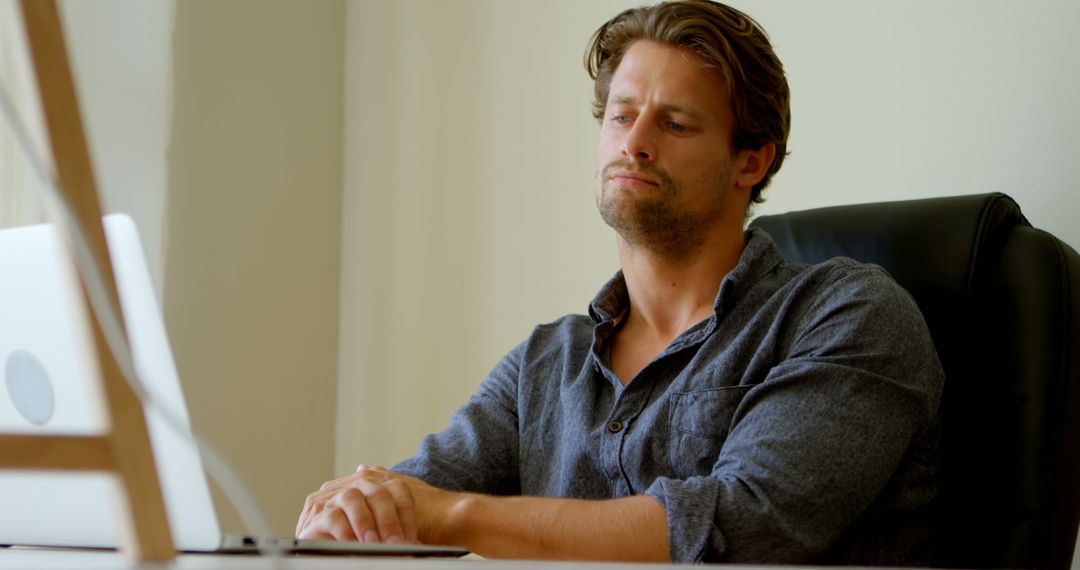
[611,114,631,124]
[668,122,687,133]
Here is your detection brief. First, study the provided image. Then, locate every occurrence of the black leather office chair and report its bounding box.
[750,193,1080,569]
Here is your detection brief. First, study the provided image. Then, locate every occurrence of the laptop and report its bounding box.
[0,213,466,557]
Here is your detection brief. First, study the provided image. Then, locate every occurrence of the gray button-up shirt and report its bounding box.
[394,228,944,564]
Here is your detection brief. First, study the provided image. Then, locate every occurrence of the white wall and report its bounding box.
[337,0,1080,471]
[740,0,1080,243]
[60,0,173,294]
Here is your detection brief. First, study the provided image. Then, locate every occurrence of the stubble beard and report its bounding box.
[596,160,734,260]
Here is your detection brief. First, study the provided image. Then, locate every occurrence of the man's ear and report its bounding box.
[733,143,776,190]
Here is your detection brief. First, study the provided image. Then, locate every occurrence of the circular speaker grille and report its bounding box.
[5,350,56,426]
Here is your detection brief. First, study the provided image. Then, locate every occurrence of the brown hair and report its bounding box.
[585,0,790,203]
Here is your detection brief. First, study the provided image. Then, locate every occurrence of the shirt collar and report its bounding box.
[588,271,629,323]
[588,228,786,323]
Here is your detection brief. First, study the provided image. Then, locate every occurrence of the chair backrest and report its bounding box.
[750,193,1080,569]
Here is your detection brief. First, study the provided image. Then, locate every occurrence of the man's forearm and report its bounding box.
[297,467,669,561]
[440,493,670,561]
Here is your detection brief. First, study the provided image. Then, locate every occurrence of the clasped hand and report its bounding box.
[295,465,454,545]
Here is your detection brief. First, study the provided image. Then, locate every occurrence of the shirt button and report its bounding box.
[607,420,623,433]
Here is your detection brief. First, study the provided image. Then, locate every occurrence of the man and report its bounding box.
[296,0,943,564]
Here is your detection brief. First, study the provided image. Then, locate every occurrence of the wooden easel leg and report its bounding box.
[103,343,177,561]
[13,0,177,561]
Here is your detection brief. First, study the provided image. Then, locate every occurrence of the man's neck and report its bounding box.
[616,223,746,345]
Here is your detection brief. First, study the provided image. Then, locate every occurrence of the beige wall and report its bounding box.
[165,0,344,535]
[337,0,1080,472]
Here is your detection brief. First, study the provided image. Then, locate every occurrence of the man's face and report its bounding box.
[595,40,743,255]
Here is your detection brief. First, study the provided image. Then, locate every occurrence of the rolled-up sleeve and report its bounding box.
[393,341,526,496]
[645,475,725,562]
[647,265,943,563]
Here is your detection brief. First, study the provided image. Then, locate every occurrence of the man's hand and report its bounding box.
[297,466,669,560]
[295,465,460,545]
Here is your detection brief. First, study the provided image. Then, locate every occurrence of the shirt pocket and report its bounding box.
[668,385,753,478]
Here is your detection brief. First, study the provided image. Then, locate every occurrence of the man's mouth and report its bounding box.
[609,170,660,187]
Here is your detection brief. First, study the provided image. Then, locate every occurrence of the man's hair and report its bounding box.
[585,0,790,203]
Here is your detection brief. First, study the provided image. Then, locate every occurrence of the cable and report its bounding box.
[0,76,288,565]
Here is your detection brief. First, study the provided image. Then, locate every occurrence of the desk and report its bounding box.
[0,549,703,570]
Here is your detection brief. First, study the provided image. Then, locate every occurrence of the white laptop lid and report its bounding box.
[0,213,222,551]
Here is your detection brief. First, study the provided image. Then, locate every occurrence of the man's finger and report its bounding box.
[296,490,332,537]
[297,506,357,542]
[384,478,418,544]
[297,474,362,536]
[334,487,381,543]
[352,478,406,543]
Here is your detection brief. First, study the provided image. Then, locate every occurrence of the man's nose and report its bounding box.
[620,120,657,163]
